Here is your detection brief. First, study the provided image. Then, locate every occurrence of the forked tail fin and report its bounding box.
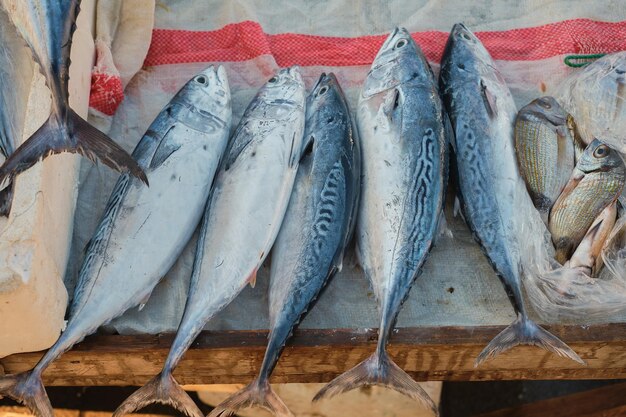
[475,313,585,366]
[313,350,438,415]
[113,372,202,417]
[208,378,293,417]
[0,371,53,417]
[0,109,147,191]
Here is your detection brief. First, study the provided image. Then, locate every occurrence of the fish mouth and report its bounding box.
[311,72,327,93]
[286,65,304,84]
[452,22,476,42]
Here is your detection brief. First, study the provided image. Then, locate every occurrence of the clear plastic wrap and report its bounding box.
[521,51,626,323]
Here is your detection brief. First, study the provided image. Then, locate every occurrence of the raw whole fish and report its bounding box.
[114,67,306,417]
[0,66,232,417]
[314,28,446,414]
[439,23,584,366]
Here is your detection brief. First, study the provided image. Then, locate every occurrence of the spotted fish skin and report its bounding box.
[514,96,575,222]
[550,139,626,264]
[440,23,583,366]
[209,73,360,417]
[314,28,445,414]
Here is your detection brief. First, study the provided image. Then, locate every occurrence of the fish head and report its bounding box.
[362,27,429,97]
[441,23,495,82]
[259,66,306,107]
[521,96,569,126]
[577,139,625,174]
[181,65,231,121]
[307,73,347,124]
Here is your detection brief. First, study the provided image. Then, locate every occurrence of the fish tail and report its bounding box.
[0,371,53,417]
[208,378,293,417]
[0,182,14,215]
[0,110,147,191]
[113,372,202,417]
[475,313,585,366]
[313,350,438,415]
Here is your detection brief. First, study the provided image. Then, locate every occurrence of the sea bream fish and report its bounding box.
[0,0,146,191]
[550,140,625,265]
[114,67,306,417]
[0,66,232,417]
[514,96,575,223]
[439,23,584,365]
[314,28,446,413]
[0,5,34,215]
[208,73,360,417]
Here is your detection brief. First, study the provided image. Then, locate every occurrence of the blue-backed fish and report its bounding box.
[439,23,584,366]
[314,28,446,414]
[0,66,232,417]
[113,67,306,417]
[209,73,360,417]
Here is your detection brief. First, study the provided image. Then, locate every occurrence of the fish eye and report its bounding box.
[318,86,329,96]
[268,76,278,83]
[194,75,208,85]
[395,39,407,49]
[461,33,471,40]
[539,100,552,109]
[593,144,610,158]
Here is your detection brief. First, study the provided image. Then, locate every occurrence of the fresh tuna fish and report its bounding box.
[208,73,360,417]
[550,140,625,264]
[514,96,575,223]
[0,5,34,215]
[314,28,446,413]
[439,23,584,365]
[114,67,306,417]
[0,0,146,191]
[0,66,232,417]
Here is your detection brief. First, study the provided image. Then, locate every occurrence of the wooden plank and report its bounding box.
[0,406,172,417]
[196,382,442,417]
[473,382,626,417]
[1,324,625,386]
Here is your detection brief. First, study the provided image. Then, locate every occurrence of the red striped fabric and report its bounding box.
[144,19,626,67]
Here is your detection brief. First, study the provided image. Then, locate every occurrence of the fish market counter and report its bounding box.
[2,210,625,386]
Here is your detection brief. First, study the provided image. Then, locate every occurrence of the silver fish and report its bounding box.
[439,23,583,366]
[0,5,33,215]
[0,66,232,417]
[208,73,360,417]
[314,28,446,413]
[114,67,306,417]
[0,0,146,190]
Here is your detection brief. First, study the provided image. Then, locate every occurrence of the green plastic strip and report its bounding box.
[564,54,607,68]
